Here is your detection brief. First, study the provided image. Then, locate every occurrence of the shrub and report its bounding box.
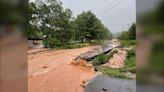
[120,40,136,47]
[123,49,136,73]
[127,48,135,58]
[92,54,109,66]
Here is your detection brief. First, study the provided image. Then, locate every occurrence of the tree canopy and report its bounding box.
[118,23,136,40]
[74,11,112,42]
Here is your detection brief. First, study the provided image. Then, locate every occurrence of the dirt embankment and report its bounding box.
[103,48,127,68]
[28,47,96,92]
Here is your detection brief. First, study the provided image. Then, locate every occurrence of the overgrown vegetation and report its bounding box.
[95,66,127,78]
[122,49,136,73]
[119,40,136,47]
[92,54,109,66]
[117,23,136,40]
[92,49,118,66]
[94,48,136,79]
[117,23,136,48]
[92,23,136,78]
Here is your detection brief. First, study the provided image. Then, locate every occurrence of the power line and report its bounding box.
[93,0,115,11]
[100,0,136,16]
[92,0,107,10]
[93,0,123,13]
[101,0,127,14]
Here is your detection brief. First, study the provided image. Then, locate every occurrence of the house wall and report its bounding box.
[28,40,44,48]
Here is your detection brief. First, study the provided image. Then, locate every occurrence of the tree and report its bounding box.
[27,2,42,38]
[118,31,129,40]
[34,0,74,47]
[74,11,112,42]
[118,23,136,40]
[128,23,136,40]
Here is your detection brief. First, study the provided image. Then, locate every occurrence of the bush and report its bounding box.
[48,42,92,49]
[93,48,136,78]
[119,40,136,47]
[123,49,136,73]
[92,54,109,66]
[127,48,135,58]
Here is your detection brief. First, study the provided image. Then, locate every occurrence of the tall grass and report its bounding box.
[92,54,109,66]
[119,40,136,47]
[120,48,136,73]
[94,48,136,79]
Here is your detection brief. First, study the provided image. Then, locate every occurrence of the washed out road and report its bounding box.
[28,47,97,92]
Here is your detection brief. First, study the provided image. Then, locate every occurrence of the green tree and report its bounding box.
[118,31,128,40]
[35,0,74,47]
[118,23,136,40]
[128,23,136,40]
[74,11,112,42]
[27,2,42,38]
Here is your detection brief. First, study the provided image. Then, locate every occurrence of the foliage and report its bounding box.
[27,0,113,48]
[74,11,113,42]
[37,0,74,47]
[92,49,118,66]
[55,43,91,49]
[92,54,109,66]
[122,48,136,73]
[128,23,136,40]
[118,23,136,40]
[117,31,129,40]
[94,48,136,78]
[95,66,127,78]
[27,2,42,38]
[119,40,136,47]
[126,48,135,58]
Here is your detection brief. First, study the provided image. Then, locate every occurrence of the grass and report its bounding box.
[61,43,91,49]
[52,43,93,49]
[95,66,127,78]
[92,54,109,66]
[91,40,136,79]
[123,49,136,73]
[91,49,118,66]
[119,40,136,47]
[51,40,107,49]
[94,48,136,79]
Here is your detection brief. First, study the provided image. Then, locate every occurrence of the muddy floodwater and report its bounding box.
[85,75,136,92]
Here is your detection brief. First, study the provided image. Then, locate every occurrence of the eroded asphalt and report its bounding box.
[85,75,136,92]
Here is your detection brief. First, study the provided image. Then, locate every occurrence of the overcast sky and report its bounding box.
[60,0,136,33]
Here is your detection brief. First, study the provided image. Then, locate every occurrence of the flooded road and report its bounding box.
[28,47,96,92]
